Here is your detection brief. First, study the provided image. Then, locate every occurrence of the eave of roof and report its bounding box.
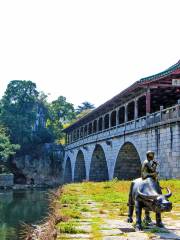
[63,60,180,132]
[139,60,180,83]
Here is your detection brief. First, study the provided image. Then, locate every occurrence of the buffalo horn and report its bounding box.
[165,187,172,198]
[137,189,157,200]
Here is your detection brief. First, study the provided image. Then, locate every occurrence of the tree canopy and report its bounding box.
[0,80,95,151]
[0,80,39,148]
[76,101,95,114]
[47,96,76,141]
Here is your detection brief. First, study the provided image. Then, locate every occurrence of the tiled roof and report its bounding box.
[63,60,180,132]
[139,60,180,83]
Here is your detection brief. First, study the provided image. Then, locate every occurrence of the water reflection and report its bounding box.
[0,189,50,240]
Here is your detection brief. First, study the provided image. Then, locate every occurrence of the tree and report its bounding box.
[76,101,95,114]
[0,127,19,163]
[0,80,39,148]
[47,96,76,141]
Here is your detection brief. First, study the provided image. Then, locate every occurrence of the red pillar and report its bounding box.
[146,89,151,114]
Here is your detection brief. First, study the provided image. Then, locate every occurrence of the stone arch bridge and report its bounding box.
[63,61,180,182]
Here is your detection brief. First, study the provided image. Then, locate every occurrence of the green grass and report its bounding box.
[58,221,86,234]
[56,179,180,238]
[149,227,169,233]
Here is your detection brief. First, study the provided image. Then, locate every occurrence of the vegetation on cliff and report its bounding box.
[0,80,94,153]
[0,126,20,173]
[0,79,94,179]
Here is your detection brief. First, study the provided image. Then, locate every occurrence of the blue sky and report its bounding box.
[0,0,179,107]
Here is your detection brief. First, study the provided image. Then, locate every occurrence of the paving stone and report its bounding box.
[166,225,180,231]
[104,219,135,232]
[153,232,180,239]
[103,236,128,240]
[101,224,121,230]
[82,212,92,218]
[118,222,135,233]
[100,229,123,236]
[104,219,123,226]
[77,225,91,233]
[127,232,149,240]
[61,233,90,239]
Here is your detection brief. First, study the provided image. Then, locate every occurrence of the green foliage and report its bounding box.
[0,80,94,149]
[58,222,85,234]
[76,101,95,114]
[0,80,39,147]
[0,81,56,153]
[0,127,19,162]
[47,96,76,140]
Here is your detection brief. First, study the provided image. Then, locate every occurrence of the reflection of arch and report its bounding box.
[89,145,109,181]
[113,142,141,180]
[74,150,86,182]
[64,157,72,183]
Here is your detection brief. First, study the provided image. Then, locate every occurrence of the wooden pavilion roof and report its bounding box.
[63,60,180,132]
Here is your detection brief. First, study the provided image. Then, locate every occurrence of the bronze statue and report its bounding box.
[127,151,172,231]
[141,151,158,180]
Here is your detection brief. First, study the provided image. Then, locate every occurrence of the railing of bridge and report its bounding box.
[65,104,180,149]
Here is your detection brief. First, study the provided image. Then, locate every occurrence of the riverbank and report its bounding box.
[27,179,180,240]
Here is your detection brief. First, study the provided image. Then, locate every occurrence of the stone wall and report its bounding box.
[12,143,64,186]
[0,174,14,188]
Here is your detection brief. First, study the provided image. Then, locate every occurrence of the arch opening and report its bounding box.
[104,114,110,129]
[88,122,92,135]
[64,157,72,183]
[80,127,84,138]
[113,142,141,180]
[89,145,109,182]
[93,120,97,133]
[138,96,146,118]
[84,125,88,136]
[77,129,80,140]
[98,117,103,131]
[74,150,86,182]
[118,107,125,124]
[127,101,135,121]
[111,111,117,127]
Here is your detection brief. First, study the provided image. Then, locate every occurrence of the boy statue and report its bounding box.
[141,150,158,180]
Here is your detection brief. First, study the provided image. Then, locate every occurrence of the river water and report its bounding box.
[0,188,51,240]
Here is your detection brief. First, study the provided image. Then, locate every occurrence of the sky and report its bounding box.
[0,0,180,108]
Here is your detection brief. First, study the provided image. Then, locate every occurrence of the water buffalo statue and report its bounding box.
[127,177,172,230]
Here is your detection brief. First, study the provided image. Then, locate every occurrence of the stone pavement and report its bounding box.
[59,201,180,240]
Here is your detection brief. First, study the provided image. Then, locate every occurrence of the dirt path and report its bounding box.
[58,199,180,240]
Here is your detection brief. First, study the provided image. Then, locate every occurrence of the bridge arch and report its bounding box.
[113,142,141,180]
[89,144,109,181]
[74,150,86,182]
[64,157,72,183]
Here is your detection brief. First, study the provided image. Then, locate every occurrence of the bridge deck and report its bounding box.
[65,104,180,150]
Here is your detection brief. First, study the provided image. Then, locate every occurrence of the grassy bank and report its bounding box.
[56,179,180,239]
[26,179,180,239]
